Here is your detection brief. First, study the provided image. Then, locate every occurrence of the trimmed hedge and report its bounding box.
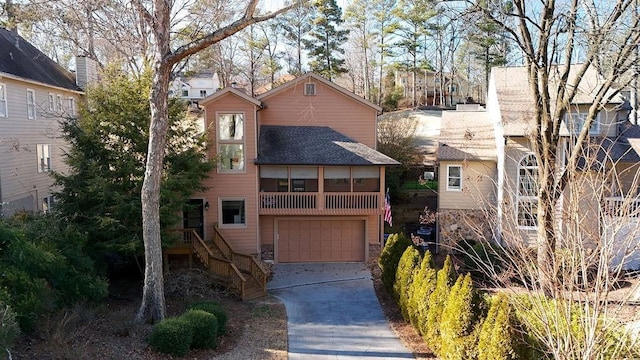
[189,301,228,335]
[149,317,193,357]
[181,309,218,349]
[379,233,412,294]
[394,247,422,320]
[478,293,520,360]
[440,273,483,359]
[408,251,437,332]
[423,255,457,352]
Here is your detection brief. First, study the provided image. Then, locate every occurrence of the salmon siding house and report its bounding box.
[191,73,399,264]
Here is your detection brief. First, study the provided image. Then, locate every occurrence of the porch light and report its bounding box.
[205,201,210,211]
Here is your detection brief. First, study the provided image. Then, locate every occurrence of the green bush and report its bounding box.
[393,247,422,320]
[180,309,218,349]
[477,294,520,360]
[408,251,437,332]
[463,242,509,281]
[149,317,193,357]
[189,301,228,335]
[423,255,457,352]
[0,301,19,352]
[379,233,412,294]
[440,273,483,359]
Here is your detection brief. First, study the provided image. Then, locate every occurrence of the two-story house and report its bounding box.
[0,27,89,217]
[438,65,640,268]
[180,73,399,266]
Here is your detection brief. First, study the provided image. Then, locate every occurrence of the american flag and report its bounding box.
[384,190,393,227]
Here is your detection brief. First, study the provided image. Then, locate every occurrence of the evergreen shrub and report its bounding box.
[180,309,218,349]
[379,233,412,294]
[440,273,483,359]
[394,246,422,319]
[189,301,228,334]
[149,317,193,357]
[0,301,19,352]
[478,293,519,360]
[408,251,437,332]
[423,255,457,352]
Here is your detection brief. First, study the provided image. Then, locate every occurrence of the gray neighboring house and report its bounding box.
[0,27,95,217]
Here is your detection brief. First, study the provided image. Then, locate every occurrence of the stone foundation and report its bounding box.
[438,209,495,251]
[260,244,274,261]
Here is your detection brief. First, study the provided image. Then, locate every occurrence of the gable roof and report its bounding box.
[256,72,382,112]
[438,110,496,161]
[0,27,80,92]
[491,66,625,136]
[199,86,262,107]
[255,125,399,166]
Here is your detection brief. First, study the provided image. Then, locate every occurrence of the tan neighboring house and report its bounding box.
[0,28,91,217]
[183,72,399,265]
[438,66,640,268]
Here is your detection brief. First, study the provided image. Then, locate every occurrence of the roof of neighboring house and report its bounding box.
[256,72,383,112]
[0,27,80,91]
[491,65,625,136]
[255,125,400,166]
[595,121,640,163]
[199,86,262,107]
[438,110,496,161]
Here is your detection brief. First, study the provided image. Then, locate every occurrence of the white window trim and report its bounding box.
[36,144,51,173]
[0,83,6,117]
[218,197,247,228]
[216,111,246,174]
[516,153,539,230]
[48,93,55,111]
[446,165,462,191]
[564,112,600,135]
[26,89,36,119]
[67,97,76,116]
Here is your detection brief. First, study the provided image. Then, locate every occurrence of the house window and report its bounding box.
[48,93,55,111]
[67,97,75,116]
[182,89,189,97]
[37,144,51,173]
[446,165,462,191]
[260,166,289,192]
[290,167,318,192]
[199,90,207,97]
[27,89,36,119]
[565,112,600,135]
[220,199,246,226]
[217,113,245,172]
[56,94,63,112]
[352,167,380,192]
[324,167,351,192]
[43,195,56,214]
[304,83,316,96]
[0,83,6,117]
[517,154,539,228]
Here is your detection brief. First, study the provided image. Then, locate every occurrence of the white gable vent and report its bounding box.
[304,82,316,96]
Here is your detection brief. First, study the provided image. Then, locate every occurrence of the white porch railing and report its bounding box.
[259,192,380,211]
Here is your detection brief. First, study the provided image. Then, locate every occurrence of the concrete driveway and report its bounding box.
[267,263,413,360]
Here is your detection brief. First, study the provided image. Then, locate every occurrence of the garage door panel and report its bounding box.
[278,219,365,263]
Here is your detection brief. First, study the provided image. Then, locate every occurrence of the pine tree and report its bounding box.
[303,0,350,80]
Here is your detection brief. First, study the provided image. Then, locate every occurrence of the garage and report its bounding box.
[277,219,365,263]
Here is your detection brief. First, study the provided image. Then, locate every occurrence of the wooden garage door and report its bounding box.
[277,219,365,263]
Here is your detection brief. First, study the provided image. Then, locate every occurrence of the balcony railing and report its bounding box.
[259,192,381,214]
[603,197,640,218]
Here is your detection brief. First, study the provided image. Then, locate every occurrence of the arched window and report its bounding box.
[517,154,538,228]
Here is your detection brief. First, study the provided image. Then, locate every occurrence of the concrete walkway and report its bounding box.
[267,263,413,360]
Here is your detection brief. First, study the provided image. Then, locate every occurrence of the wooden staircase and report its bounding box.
[165,228,268,300]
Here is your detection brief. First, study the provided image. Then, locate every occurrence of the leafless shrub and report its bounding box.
[164,268,227,300]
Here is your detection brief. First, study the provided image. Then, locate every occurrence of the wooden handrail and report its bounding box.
[213,226,268,291]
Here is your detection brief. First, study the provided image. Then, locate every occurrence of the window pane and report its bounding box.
[221,200,245,225]
[218,144,244,170]
[219,114,244,140]
[449,166,461,177]
[518,200,538,227]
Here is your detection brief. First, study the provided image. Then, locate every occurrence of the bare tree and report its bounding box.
[131,0,305,323]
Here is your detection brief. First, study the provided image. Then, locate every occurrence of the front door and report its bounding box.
[183,199,204,239]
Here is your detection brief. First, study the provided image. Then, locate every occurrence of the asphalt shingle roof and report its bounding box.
[255,125,400,166]
[0,27,80,91]
[438,110,496,161]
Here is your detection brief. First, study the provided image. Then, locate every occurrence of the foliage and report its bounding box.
[462,241,509,280]
[377,112,419,198]
[393,246,422,320]
[52,67,214,260]
[189,301,228,335]
[423,255,456,352]
[180,309,218,349]
[0,216,107,332]
[303,0,349,80]
[440,273,483,359]
[0,302,19,353]
[149,317,194,357]
[408,251,437,332]
[477,294,521,360]
[379,233,412,294]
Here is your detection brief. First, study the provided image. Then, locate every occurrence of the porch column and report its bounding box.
[318,167,325,210]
